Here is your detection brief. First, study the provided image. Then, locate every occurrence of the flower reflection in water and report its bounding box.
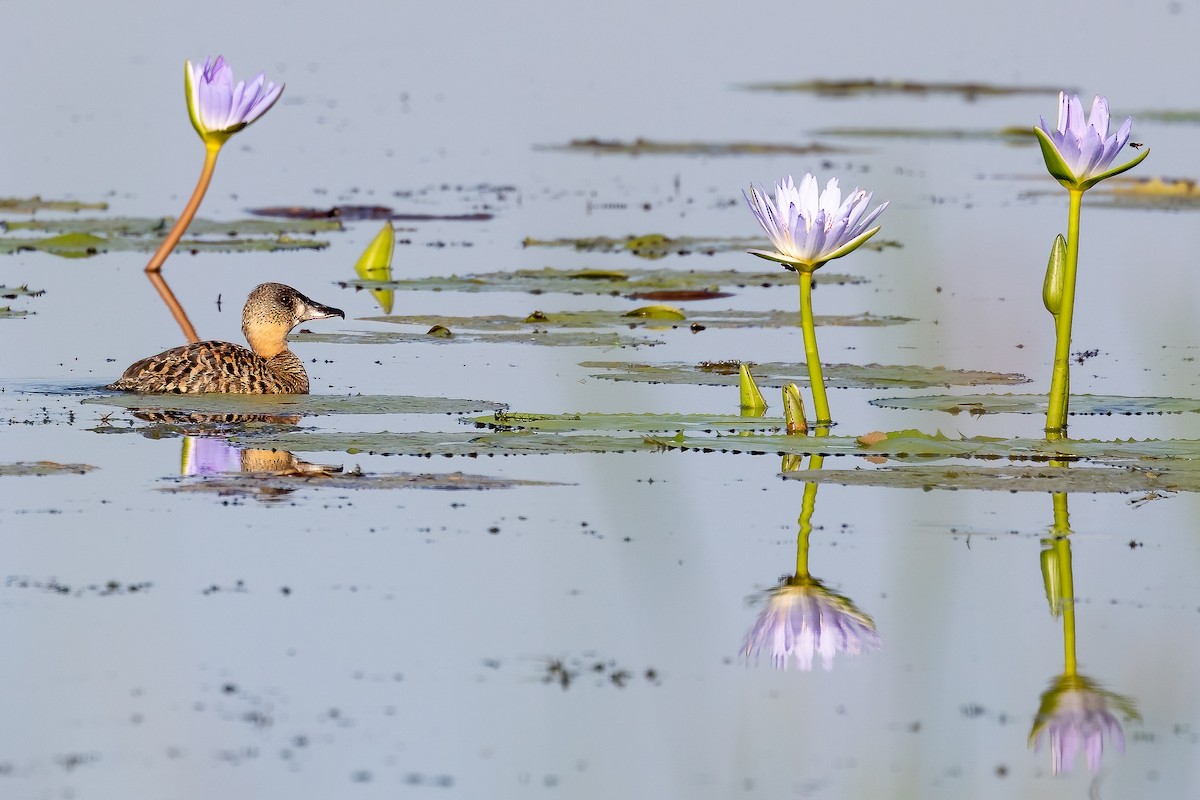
[743,452,879,671]
[1030,494,1139,775]
[1030,673,1138,775]
[743,576,880,671]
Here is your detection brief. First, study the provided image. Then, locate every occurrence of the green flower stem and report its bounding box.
[1055,535,1077,676]
[1045,189,1084,433]
[798,271,831,425]
[794,452,824,578]
[145,141,223,273]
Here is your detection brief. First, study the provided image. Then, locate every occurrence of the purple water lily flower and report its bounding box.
[1029,674,1139,775]
[744,174,887,271]
[185,56,284,144]
[1036,93,1142,190]
[742,577,880,671]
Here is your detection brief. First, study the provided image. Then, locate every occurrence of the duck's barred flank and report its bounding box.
[107,343,312,394]
[107,282,343,395]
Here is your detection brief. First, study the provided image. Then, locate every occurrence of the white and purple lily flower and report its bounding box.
[1035,92,1146,191]
[742,578,880,671]
[185,56,284,145]
[744,174,887,272]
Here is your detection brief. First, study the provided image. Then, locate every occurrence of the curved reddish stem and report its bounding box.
[145,270,200,343]
[144,143,221,273]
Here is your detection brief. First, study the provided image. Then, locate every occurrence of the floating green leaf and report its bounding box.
[0,196,108,213]
[740,79,1064,99]
[583,361,1029,390]
[783,463,1200,493]
[522,233,899,259]
[0,233,329,258]
[869,393,1200,416]
[473,411,787,434]
[3,216,343,236]
[815,126,1035,142]
[360,309,908,332]
[341,266,866,296]
[0,461,96,476]
[538,138,849,156]
[82,393,506,416]
[293,329,663,348]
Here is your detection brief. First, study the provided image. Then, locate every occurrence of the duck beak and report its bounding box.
[301,300,345,322]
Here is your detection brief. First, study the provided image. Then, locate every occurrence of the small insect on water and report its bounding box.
[1129,142,1144,150]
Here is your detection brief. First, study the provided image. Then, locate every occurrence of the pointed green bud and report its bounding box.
[738,363,767,415]
[1043,234,1067,316]
[354,222,396,314]
[1040,539,1063,618]
[782,383,808,435]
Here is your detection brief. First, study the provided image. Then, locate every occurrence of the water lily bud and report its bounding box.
[738,363,767,414]
[1043,234,1067,316]
[782,383,808,435]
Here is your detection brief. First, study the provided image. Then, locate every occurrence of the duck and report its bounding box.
[107,283,344,394]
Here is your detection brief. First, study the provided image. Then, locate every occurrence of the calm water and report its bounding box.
[3,1,1200,798]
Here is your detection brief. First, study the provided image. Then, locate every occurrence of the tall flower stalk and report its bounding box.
[144,56,284,273]
[1034,93,1148,432]
[745,174,887,425]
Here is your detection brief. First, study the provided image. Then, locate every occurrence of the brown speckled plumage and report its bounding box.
[107,283,343,394]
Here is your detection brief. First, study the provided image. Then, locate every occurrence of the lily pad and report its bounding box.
[538,138,849,156]
[739,79,1064,99]
[292,329,663,348]
[340,266,866,296]
[0,461,96,476]
[582,361,1029,390]
[247,205,492,222]
[472,411,788,434]
[359,309,911,332]
[1128,110,1200,124]
[0,196,108,214]
[82,393,506,416]
[814,126,1034,142]
[783,463,1200,493]
[225,425,1200,464]
[870,393,1200,416]
[3,216,344,236]
[522,233,900,259]
[0,233,329,258]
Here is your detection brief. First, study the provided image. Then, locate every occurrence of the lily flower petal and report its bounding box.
[744,173,888,271]
[185,55,284,146]
[1036,92,1144,190]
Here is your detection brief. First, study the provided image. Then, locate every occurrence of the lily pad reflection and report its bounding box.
[83,393,506,416]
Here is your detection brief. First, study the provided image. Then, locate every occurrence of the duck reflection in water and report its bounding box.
[742,454,880,671]
[182,435,337,477]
